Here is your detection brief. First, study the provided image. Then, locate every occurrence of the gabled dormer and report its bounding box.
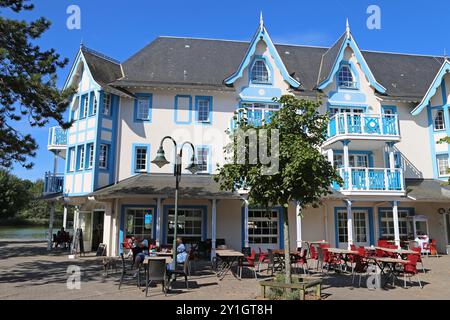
[317,20,386,98]
[224,14,301,104]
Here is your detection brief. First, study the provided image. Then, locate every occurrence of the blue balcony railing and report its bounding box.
[231,108,276,129]
[43,172,64,194]
[334,167,404,193]
[48,126,67,148]
[328,113,400,139]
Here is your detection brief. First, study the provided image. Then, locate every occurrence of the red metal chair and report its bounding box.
[238,250,258,279]
[350,244,357,251]
[310,245,319,269]
[257,248,268,272]
[291,249,309,274]
[399,254,422,288]
[423,239,439,257]
[411,247,425,273]
[351,254,369,287]
[375,248,388,257]
[320,248,342,273]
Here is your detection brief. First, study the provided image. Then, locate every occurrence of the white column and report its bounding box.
[388,143,396,170]
[155,198,162,247]
[346,200,354,249]
[392,201,400,247]
[244,199,249,248]
[111,199,119,255]
[103,208,112,256]
[295,201,303,249]
[327,149,334,166]
[47,203,55,251]
[211,199,217,259]
[62,205,68,229]
[343,140,351,190]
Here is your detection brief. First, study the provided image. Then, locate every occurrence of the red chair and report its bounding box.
[291,249,309,274]
[238,250,258,279]
[257,248,268,272]
[423,239,439,257]
[411,247,425,273]
[310,245,319,269]
[375,248,387,257]
[377,240,388,247]
[351,254,369,287]
[357,247,368,258]
[320,248,342,273]
[350,244,357,251]
[399,254,422,288]
[319,243,331,249]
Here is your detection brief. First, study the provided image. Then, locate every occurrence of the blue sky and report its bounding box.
[6,0,450,181]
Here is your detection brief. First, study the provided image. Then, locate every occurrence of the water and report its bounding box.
[0,226,49,241]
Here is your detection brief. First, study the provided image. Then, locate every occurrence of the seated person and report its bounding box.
[56,227,67,248]
[132,238,149,273]
[168,237,187,270]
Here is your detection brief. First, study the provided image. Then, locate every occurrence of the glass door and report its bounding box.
[336,209,370,248]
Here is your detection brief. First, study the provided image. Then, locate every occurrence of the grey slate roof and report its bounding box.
[405,179,450,201]
[317,33,346,86]
[80,46,134,98]
[91,173,242,200]
[79,32,446,101]
[110,36,444,100]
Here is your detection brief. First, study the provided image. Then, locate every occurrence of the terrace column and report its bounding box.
[346,199,354,249]
[295,201,303,249]
[243,199,249,248]
[327,149,334,167]
[62,205,68,229]
[47,154,58,251]
[211,199,217,260]
[387,142,396,170]
[343,140,351,189]
[155,198,163,247]
[392,201,401,247]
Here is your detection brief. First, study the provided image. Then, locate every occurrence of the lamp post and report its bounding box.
[151,136,199,269]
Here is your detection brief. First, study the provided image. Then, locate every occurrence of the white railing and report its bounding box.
[327,113,400,139]
[43,172,64,194]
[334,167,404,192]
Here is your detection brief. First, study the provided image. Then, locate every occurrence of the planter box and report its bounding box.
[259,275,322,300]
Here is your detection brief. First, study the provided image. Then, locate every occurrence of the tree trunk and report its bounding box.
[283,205,291,286]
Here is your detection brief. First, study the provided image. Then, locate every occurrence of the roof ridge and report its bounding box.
[81,45,121,65]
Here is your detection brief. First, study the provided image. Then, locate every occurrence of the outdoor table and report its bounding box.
[215,250,244,280]
[303,241,328,258]
[366,256,409,287]
[326,248,359,272]
[143,255,173,265]
[155,251,173,257]
[371,247,419,259]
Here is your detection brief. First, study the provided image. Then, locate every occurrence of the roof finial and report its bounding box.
[80,38,84,48]
[346,18,350,37]
[260,11,264,29]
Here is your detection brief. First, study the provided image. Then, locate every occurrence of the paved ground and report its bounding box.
[0,241,449,300]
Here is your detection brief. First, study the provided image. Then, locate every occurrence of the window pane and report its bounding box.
[251,60,269,83]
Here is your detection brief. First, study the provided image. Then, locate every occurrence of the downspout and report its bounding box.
[114,96,122,184]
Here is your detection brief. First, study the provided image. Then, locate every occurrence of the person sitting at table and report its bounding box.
[132,238,149,274]
[56,227,67,248]
[167,237,187,270]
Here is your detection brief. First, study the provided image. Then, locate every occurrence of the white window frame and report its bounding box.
[99,144,108,169]
[437,154,450,177]
[136,97,150,120]
[337,64,356,88]
[103,93,111,116]
[433,109,445,131]
[87,144,94,169]
[69,148,75,172]
[78,145,85,171]
[379,209,411,239]
[166,208,203,244]
[250,59,270,84]
[196,147,209,173]
[242,102,279,125]
[125,208,154,240]
[333,153,369,168]
[197,98,211,122]
[92,94,98,116]
[134,147,148,172]
[82,95,89,118]
[247,209,279,246]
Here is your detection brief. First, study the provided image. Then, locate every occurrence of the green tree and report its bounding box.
[0,169,33,218]
[215,95,341,288]
[0,0,74,169]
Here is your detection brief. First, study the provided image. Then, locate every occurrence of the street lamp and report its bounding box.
[151,136,199,269]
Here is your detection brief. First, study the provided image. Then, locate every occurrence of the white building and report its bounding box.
[44,17,450,256]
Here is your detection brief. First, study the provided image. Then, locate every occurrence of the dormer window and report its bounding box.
[337,64,356,89]
[251,59,270,84]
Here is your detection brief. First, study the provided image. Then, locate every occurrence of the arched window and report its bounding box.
[337,65,355,88]
[251,59,269,83]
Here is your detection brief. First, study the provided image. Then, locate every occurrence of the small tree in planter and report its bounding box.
[215,95,341,292]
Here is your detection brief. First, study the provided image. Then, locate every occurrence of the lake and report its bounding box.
[0,226,50,241]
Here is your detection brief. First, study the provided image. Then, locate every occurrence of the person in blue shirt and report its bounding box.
[176,237,187,264]
[132,238,149,274]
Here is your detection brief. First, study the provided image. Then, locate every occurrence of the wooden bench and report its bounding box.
[260,276,322,300]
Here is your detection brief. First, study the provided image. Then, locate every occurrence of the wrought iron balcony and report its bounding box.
[333,167,405,194]
[43,172,64,194]
[327,113,400,143]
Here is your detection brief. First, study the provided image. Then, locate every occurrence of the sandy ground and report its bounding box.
[0,241,448,300]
